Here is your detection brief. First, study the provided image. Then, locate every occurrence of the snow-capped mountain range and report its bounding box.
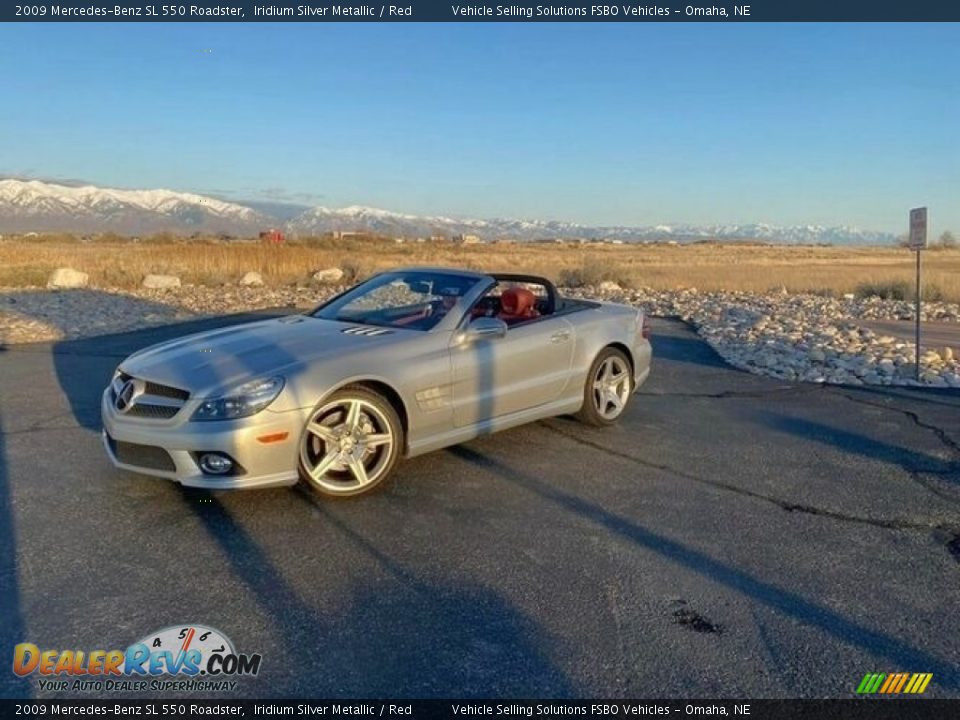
[0,178,897,245]
[0,179,269,234]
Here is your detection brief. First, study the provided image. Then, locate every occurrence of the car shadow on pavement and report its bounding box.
[180,485,574,697]
[0,411,31,699]
[446,444,960,691]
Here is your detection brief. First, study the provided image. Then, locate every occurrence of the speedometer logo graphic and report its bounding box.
[128,624,236,675]
[11,622,261,687]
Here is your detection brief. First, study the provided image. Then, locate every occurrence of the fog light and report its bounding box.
[199,453,234,475]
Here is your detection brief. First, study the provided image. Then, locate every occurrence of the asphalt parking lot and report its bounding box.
[1,314,958,699]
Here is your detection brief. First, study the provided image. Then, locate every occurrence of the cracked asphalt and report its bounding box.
[0,314,958,699]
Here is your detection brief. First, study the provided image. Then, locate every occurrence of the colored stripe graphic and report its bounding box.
[906,673,933,694]
[856,673,886,694]
[856,672,932,694]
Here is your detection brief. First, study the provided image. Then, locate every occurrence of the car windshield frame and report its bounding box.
[309,270,485,331]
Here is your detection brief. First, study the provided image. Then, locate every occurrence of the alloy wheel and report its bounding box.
[592,356,631,420]
[300,397,395,493]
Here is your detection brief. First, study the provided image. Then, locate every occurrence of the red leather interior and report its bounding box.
[498,288,540,323]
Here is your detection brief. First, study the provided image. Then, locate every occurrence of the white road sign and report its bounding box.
[909,207,927,250]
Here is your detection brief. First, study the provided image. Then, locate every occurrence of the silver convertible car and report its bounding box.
[102,268,652,497]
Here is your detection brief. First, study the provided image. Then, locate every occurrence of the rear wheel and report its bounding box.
[576,347,633,426]
[298,386,403,497]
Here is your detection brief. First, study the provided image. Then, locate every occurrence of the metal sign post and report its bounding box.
[909,207,927,381]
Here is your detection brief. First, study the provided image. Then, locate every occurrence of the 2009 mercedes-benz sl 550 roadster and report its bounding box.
[102,268,652,497]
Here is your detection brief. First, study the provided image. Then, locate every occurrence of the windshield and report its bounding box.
[311,271,483,331]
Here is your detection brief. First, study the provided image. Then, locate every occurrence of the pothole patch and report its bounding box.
[672,607,723,634]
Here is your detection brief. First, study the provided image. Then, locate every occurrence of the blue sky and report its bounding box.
[1,23,957,233]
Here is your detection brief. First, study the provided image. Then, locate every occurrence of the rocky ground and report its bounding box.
[2,280,959,389]
[569,285,960,388]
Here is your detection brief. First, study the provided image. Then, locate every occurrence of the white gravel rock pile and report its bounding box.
[239,271,265,287]
[313,267,345,283]
[0,285,345,345]
[47,268,89,289]
[142,274,182,289]
[566,286,960,388]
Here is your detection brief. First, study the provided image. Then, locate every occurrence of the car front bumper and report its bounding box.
[101,388,307,489]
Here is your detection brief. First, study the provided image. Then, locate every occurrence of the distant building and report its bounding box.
[453,233,482,245]
[259,229,285,244]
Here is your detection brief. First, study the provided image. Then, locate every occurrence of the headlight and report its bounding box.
[190,376,285,421]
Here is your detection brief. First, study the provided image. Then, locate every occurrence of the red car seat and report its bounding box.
[498,288,540,324]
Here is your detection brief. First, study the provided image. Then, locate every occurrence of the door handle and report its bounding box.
[550,330,571,343]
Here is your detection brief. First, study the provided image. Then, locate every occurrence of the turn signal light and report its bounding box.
[257,431,289,444]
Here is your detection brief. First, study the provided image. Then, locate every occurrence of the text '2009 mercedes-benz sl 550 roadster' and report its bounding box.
[102,268,652,497]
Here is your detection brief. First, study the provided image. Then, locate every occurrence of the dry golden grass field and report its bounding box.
[2,235,959,301]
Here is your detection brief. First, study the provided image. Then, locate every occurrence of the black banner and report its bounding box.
[4,0,960,22]
[1,700,960,720]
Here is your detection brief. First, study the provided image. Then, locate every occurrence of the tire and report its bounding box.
[298,385,403,498]
[576,347,634,427]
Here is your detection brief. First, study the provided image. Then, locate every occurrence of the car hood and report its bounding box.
[119,315,402,396]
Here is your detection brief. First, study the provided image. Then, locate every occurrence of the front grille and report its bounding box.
[125,404,180,419]
[107,433,176,472]
[110,372,190,420]
[144,381,190,401]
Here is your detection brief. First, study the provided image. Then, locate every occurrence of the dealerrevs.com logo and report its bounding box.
[12,624,262,693]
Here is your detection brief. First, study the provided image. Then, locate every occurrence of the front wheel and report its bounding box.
[298,386,403,497]
[576,347,633,426]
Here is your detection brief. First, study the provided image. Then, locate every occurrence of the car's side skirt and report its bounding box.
[405,395,584,458]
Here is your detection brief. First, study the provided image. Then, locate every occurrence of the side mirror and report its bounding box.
[463,316,508,342]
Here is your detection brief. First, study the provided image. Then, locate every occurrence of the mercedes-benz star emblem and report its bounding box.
[115,379,144,413]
